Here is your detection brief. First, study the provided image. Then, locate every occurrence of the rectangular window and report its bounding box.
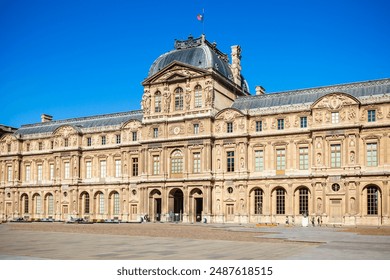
[330,144,341,168]
[300,116,307,128]
[116,135,121,144]
[227,122,233,133]
[100,160,106,178]
[64,162,70,179]
[277,119,284,130]
[132,131,137,141]
[49,164,54,180]
[51,141,54,149]
[64,138,69,147]
[86,161,92,179]
[276,189,285,215]
[153,128,158,138]
[132,158,139,176]
[26,143,30,151]
[367,143,378,167]
[35,196,41,214]
[37,164,43,181]
[7,144,11,152]
[194,86,202,108]
[368,110,376,122]
[193,152,201,173]
[255,121,262,132]
[194,123,199,135]
[87,137,92,146]
[155,94,162,113]
[115,160,121,177]
[7,166,12,182]
[276,149,286,170]
[113,193,120,215]
[153,155,160,175]
[101,136,106,145]
[48,195,54,215]
[38,142,43,150]
[227,151,235,172]
[171,157,183,174]
[99,193,104,215]
[254,150,264,172]
[331,112,339,124]
[25,165,31,181]
[299,147,309,170]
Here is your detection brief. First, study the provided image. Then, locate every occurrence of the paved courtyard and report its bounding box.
[0,222,390,260]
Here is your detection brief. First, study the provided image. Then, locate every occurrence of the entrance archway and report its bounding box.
[169,188,184,222]
[190,188,203,222]
[149,189,162,222]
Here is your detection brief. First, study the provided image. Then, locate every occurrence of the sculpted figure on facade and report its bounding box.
[142,90,151,114]
[163,88,171,113]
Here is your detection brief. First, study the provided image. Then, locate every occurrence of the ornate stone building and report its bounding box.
[1,35,389,225]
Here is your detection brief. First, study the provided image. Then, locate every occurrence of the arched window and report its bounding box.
[21,194,29,214]
[96,192,105,215]
[174,87,183,111]
[171,150,183,174]
[276,188,285,214]
[254,189,263,214]
[154,91,162,113]
[194,85,202,108]
[34,194,41,214]
[111,192,120,215]
[299,188,309,215]
[81,192,90,214]
[367,186,378,215]
[46,193,54,216]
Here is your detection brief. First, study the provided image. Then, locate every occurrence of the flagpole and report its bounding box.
[202,8,205,35]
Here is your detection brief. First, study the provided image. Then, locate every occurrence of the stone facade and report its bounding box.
[1,35,389,225]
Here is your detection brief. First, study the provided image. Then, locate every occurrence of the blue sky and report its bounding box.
[1,0,389,128]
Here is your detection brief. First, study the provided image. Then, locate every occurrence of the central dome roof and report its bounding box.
[148,35,233,81]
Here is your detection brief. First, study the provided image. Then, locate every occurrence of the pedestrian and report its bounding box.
[311,216,315,227]
[317,217,320,226]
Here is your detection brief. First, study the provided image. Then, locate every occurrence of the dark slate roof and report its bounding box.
[148,35,234,81]
[15,110,143,136]
[232,78,390,110]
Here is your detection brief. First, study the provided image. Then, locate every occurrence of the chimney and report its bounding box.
[41,114,53,123]
[255,86,266,95]
[231,45,242,87]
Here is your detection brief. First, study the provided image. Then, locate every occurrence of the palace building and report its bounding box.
[1,35,389,226]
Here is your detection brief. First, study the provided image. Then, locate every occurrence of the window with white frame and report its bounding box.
[227,122,233,133]
[64,162,70,179]
[366,143,378,167]
[300,116,307,128]
[194,85,202,108]
[174,87,184,111]
[37,164,43,181]
[276,188,285,214]
[47,194,54,215]
[367,110,376,122]
[113,192,120,215]
[7,166,12,182]
[193,152,201,173]
[331,112,339,124]
[299,147,309,170]
[153,155,160,175]
[98,193,104,215]
[254,189,263,214]
[101,135,106,145]
[116,135,121,144]
[227,151,235,172]
[132,131,137,141]
[115,159,121,177]
[254,150,264,171]
[35,195,41,214]
[25,165,31,182]
[132,158,139,176]
[367,186,378,215]
[154,91,162,113]
[87,137,92,146]
[330,144,341,168]
[153,128,158,138]
[86,161,92,179]
[49,164,54,180]
[299,188,309,215]
[100,160,107,178]
[277,119,284,130]
[276,149,286,170]
[255,121,262,132]
[171,150,183,174]
[193,123,199,135]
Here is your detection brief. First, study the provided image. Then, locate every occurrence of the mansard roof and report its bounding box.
[232,78,390,110]
[15,110,143,136]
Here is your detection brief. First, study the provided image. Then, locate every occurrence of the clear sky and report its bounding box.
[1,0,389,128]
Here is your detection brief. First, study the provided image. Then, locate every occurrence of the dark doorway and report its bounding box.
[195,198,203,222]
[155,198,161,222]
[170,189,184,222]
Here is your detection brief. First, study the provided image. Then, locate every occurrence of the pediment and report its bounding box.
[215,108,245,121]
[0,134,17,143]
[224,198,236,202]
[53,125,80,136]
[122,120,142,130]
[312,92,360,110]
[143,61,208,84]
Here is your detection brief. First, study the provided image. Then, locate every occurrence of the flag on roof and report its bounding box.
[197,13,203,21]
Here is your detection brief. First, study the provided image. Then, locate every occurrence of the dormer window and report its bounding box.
[331,112,339,124]
[194,85,202,108]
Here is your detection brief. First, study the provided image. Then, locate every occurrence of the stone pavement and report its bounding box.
[0,223,390,260]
